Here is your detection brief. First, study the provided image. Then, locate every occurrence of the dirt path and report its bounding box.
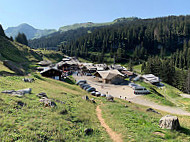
[96,105,123,142]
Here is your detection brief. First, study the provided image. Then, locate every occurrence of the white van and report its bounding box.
[134,86,150,95]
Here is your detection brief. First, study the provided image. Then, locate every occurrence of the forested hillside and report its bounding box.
[63,15,190,63]
[28,17,138,49]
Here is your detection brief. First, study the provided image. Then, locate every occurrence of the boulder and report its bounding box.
[82,95,89,101]
[12,91,25,97]
[159,115,180,130]
[37,92,48,98]
[84,128,93,135]
[146,108,160,114]
[17,88,32,94]
[60,109,68,115]
[22,78,35,83]
[17,101,25,107]
[39,98,56,107]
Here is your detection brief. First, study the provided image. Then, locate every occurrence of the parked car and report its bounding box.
[91,91,96,96]
[79,82,86,87]
[84,85,91,90]
[86,87,96,92]
[128,83,139,89]
[86,73,92,76]
[81,84,90,89]
[134,86,150,95]
[95,91,101,97]
[76,80,87,85]
[101,94,106,97]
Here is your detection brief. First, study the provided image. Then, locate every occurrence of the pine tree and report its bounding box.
[0,24,5,37]
[15,33,28,46]
[128,59,133,71]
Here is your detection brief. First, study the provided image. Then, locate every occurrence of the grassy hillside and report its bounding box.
[0,75,111,141]
[101,99,190,142]
[0,36,42,62]
[59,22,113,32]
[0,74,190,141]
[0,36,43,74]
[37,50,63,63]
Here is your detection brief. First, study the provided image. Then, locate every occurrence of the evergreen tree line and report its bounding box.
[63,15,190,63]
[171,40,190,69]
[0,24,14,41]
[15,32,28,46]
[142,56,190,93]
[29,27,101,49]
[0,24,28,46]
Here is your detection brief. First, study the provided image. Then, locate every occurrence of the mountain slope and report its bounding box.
[59,17,138,32]
[0,35,43,75]
[5,23,56,39]
[29,17,138,49]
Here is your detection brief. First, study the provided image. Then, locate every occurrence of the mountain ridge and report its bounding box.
[5,23,56,40]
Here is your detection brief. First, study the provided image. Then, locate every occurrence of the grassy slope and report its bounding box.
[0,36,42,74]
[0,36,41,63]
[101,99,190,142]
[0,75,110,141]
[0,72,190,141]
[135,81,175,106]
[38,50,63,63]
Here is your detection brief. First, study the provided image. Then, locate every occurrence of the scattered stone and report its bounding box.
[8,110,13,114]
[22,78,35,83]
[12,91,25,97]
[82,95,89,101]
[17,101,25,107]
[159,115,180,130]
[39,98,57,107]
[61,92,67,95]
[53,99,64,104]
[1,90,16,94]
[17,88,32,94]
[37,92,48,98]
[84,128,93,135]
[106,95,114,102]
[60,109,68,115]
[146,108,160,114]
[51,101,57,107]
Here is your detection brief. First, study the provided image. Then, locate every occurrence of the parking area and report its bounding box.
[73,74,137,99]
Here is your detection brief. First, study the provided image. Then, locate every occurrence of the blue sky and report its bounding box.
[1,0,190,30]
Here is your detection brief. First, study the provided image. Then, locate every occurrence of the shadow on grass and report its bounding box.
[33,74,45,81]
[179,127,190,136]
[63,78,75,85]
[0,71,16,76]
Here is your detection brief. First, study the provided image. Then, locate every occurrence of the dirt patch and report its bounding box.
[96,105,123,142]
[153,132,165,137]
